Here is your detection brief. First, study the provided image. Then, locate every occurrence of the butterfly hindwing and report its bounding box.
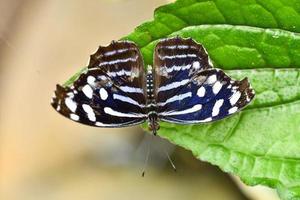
[157,69,255,123]
[51,41,147,127]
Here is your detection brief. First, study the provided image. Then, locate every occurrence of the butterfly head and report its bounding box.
[148,112,160,136]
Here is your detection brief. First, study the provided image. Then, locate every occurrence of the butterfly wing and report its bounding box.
[153,37,254,123]
[157,69,255,123]
[51,41,147,127]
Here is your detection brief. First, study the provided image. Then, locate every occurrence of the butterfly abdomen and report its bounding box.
[146,66,155,102]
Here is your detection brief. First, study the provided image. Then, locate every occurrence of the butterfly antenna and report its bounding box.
[141,134,153,177]
[163,147,177,172]
[153,129,157,136]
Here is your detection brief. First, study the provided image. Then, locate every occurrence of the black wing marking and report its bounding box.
[51,41,147,127]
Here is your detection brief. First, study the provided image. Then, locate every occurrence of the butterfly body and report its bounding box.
[51,37,255,134]
[145,66,160,134]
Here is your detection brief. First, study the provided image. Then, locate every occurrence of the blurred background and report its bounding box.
[0,0,280,199]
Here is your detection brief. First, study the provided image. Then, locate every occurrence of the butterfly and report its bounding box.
[51,36,255,135]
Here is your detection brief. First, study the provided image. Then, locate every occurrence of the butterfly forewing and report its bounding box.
[89,40,147,99]
[51,41,147,127]
[153,37,211,103]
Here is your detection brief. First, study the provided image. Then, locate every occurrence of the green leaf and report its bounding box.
[64,0,300,199]
[124,1,300,199]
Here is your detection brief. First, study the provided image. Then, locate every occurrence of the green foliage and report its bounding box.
[66,0,300,199]
[123,1,300,199]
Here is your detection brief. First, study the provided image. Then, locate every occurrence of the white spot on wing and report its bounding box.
[97,75,107,80]
[119,86,143,93]
[94,120,145,127]
[82,104,96,122]
[192,61,200,70]
[159,54,197,60]
[104,48,133,56]
[230,91,241,105]
[99,56,138,67]
[159,64,192,74]
[197,86,206,97]
[87,76,96,85]
[160,45,193,50]
[65,98,77,112]
[107,69,133,77]
[158,79,189,92]
[99,88,108,100]
[67,92,74,97]
[56,104,61,111]
[206,74,217,84]
[104,107,146,118]
[95,122,104,126]
[200,117,212,122]
[212,99,224,117]
[163,64,191,74]
[157,92,192,106]
[113,94,144,107]
[70,113,79,121]
[160,104,202,116]
[82,85,93,99]
[228,106,238,114]
[212,81,222,94]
